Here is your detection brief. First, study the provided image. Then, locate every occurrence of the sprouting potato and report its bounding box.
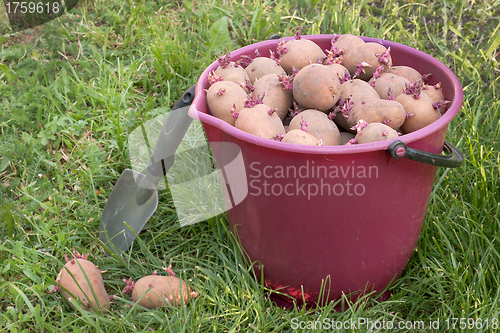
[389,65,423,84]
[215,61,250,92]
[278,36,327,74]
[234,103,286,139]
[332,34,365,60]
[206,81,247,126]
[422,83,445,104]
[369,72,411,100]
[340,79,380,105]
[341,42,392,81]
[332,79,380,133]
[245,56,285,83]
[252,74,293,121]
[288,110,340,145]
[132,276,192,308]
[282,129,322,146]
[355,122,399,144]
[123,268,197,309]
[397,92,442,133]
[292,64,341,112]
[347,99,406,131]
[325,63,349,79]
[50,250,111,313]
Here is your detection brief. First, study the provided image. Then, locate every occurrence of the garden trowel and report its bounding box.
[99,85,196,253]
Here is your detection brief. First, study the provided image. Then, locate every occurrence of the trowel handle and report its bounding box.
[147,85,196,178]
[172,84,197,111]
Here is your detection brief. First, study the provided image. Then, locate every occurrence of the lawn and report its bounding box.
[1,0,499,332]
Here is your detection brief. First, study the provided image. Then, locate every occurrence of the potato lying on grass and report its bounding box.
[123,267,197,309]
[49,249,111,312]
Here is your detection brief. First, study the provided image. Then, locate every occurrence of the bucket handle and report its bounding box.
[388,140,464,168]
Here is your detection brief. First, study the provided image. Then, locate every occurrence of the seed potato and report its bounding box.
[245,57,285,83]
[206,81,247,126]
[422,85,445,104]
[234,104,286,139]
[293,64,341,112]
[288,110,341,145]
[341,42,392,81]
[389,65,422,84]
[132,275,193,309]
[355,122,399,144]
[332,34,365,57]
[346,99,406,131]
[215,61,250,92]
[282,129,321,146]
[333,79,380,132]
[396,93,442,133]
[57,258,111,312]
[279,39,327,74]
[252,74,293,120]
[369,72,411,100]
[340,79,380,104]
[325,63,349,79]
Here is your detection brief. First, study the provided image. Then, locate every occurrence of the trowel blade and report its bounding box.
[99,169,158,253]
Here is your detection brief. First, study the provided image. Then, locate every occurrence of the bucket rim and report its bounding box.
[189,34,464,155]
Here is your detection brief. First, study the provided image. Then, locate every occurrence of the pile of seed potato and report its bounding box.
[205,31,449,146]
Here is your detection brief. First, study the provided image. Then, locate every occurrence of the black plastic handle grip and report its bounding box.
[388,140,464,168]
[146,84,196,178]
[172,85,197,110]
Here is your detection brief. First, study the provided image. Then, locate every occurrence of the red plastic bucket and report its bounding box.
[188,35,464,307]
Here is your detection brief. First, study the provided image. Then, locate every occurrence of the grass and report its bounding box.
[1,0,499,331]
